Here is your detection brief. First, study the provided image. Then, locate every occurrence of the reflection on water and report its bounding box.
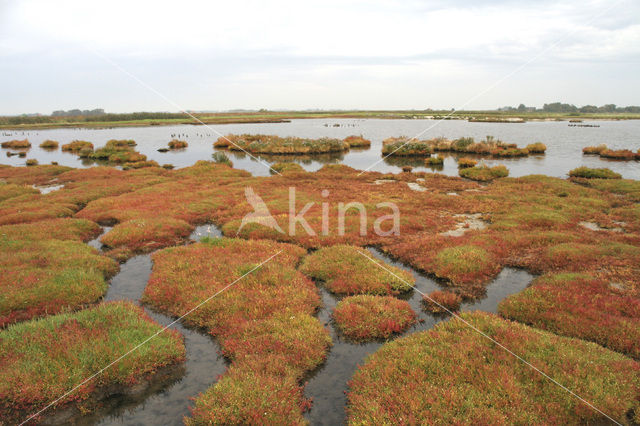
[1,119,638,179]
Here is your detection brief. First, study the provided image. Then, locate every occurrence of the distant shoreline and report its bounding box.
[1,110,639,130]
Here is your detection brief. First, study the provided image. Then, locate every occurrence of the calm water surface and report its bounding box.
[1,118,638,179]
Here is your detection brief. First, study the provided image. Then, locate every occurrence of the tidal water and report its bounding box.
[1,118,638,179]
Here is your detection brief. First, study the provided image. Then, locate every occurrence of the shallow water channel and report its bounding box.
[71,227,533,425]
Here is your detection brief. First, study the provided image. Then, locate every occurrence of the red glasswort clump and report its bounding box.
[333,295,416,340]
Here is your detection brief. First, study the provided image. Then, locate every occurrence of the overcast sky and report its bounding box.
[0,0,638,115]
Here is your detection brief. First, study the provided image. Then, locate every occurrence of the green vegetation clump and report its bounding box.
[168,139,188,149]
[459,164,509,181]
[433,245,498,285]
[422,290,462,313]
[299,245,414,295]
[211,151,233,166]
[0,302,185,422]
[39,140,59,149]
[61,140,93,152]
[382,137,432,156]
[214,134,349,154]
[347,312,640,424]
[122,160,159,170]
[270,162,304,174]
[569,167,621,179]
[1,139,30,149]
[333,295,416,340]
[25,159,38,166]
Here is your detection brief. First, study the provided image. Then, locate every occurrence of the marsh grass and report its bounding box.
[569,167,621,179]
[0,302,185,422]
[347,312,640,424]
[333,295,416,340]
[39,140,59,149]
[215,134,349,154]
[299,245,414,295]
[61,140,93,153]
[1,139,31,149]
[168,139,188,149]
[459,164,509,181]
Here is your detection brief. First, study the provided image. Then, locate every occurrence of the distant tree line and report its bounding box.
[500,103,640,113]
[52,108,105,117]
[0,111,190,125]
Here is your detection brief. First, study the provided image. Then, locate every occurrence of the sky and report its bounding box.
[0,0,638,115]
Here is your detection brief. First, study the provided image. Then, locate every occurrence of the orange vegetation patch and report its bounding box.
[422,290,462,313]
[0,164,72,185]
[333,295,416,340]
[100,217,193,254]
[143,238,331,424]
[343,135,371,148]
[168,139,188,149]
[347,312,640,424]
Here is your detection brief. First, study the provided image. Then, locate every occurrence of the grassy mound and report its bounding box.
[344,135,371,148]
[569,167,621,179]
[214,134,349,154]
[61,140,93,153]
[299,245,414,295]
[100,217,193,254]
[382,137,432,156]
[499,273,640,359]
[143,238,331,424]
[1,139,31,149]
[526,142,547,153]
[583,144,607,155]
[0,236,117,326]
[0,302,185,423]
[347,312,640,424]
[333,295,416,340]
[168,139,188,149]
[582,144,637,161]
[39,140,59,149]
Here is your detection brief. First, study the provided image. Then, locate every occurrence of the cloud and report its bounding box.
[0,0,638,114]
